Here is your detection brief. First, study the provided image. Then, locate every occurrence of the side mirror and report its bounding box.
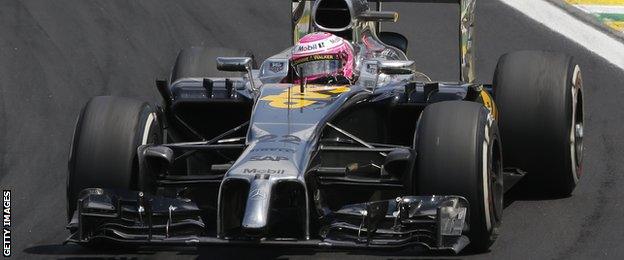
[378,60,415,75]
[216,57,256,91]
[216,57,253,72]
[360,60,380,90]
[360,60,415,90]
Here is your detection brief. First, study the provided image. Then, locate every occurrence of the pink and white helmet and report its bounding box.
[291,32,355,84]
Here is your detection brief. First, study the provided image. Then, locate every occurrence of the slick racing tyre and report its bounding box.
[66,96,161,221]
[415,101,503,253]
[170,46,256,82]
[494,51,584,196]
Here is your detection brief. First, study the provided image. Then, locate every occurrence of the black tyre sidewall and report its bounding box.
[66,102,88,221]
[66,96,160,221]
[415,101,502,252]
[494,51,580,195]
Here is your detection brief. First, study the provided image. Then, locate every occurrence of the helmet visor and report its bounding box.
[292,54,343,80]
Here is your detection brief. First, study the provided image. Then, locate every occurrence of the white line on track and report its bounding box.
[498,0,624,70]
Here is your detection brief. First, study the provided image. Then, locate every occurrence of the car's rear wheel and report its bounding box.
[170,46,256,83]
[415,101,503,253]
[494,51,584,196]
[66,96,161,222]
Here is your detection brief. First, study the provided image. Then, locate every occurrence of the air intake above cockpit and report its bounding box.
[312,0,353,32]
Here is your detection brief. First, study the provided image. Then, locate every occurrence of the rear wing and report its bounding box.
[291,0,476,83]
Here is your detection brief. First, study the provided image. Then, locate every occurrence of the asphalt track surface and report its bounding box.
[1,0,623,259]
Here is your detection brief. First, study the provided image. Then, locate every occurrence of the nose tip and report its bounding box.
[241,178,272,233]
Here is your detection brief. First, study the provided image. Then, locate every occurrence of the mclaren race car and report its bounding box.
[66,0,584,254]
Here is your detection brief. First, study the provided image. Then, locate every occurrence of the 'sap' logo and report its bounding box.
[250,156,289,161]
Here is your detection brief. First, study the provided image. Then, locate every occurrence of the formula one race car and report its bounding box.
[66,0,584,254]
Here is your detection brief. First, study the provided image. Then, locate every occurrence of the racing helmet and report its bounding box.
[291,32,355,84]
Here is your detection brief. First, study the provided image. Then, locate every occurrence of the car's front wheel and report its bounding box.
[66,96,161,222]
[414,101,503,253]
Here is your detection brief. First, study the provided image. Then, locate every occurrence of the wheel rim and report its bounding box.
[483,117,503,233]
[570,65,584,181]
[574,122,583,166]
[490,140,504,224]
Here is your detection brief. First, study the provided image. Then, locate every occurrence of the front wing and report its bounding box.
[67,188,470,253]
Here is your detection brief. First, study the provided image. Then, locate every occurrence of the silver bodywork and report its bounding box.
[68,0,479,253]
[228,10,417,235]
[221,0,476,240]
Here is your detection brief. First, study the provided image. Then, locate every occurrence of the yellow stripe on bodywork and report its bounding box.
[480,90,498,119]
[261,85,350,109]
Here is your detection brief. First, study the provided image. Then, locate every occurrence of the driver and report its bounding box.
[290,32,355,85]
